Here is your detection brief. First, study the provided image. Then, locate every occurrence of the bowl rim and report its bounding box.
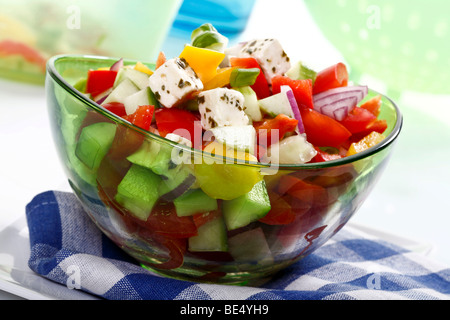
[46,54,403,170]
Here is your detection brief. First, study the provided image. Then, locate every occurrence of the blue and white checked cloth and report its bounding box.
[25,191,450,300]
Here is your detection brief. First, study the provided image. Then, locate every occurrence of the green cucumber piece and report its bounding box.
[159,166,196,201]
[174,189,218,217]
[124,86,159,115]
[233,86,263,121]
[115,164,161,221]
[188,215,228,252]
[103,78,140,105]
[127,140,180,180]
[222,180,271,230]
[75,122,117,171]
[228,227,273,264]
[209,125,256,154]
[286,61,317,84]
[258,87,295,118]
[114,67,150,90]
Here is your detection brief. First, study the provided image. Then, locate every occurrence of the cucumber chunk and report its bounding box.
[222,180,271,230]
[174,189,218,217]
[75,122,117,171]
[228,227,273,264]
[114,67,151,90]
[115,164,161,221]
[233,86,263,122]
[188,215,228,252]
[124,86,159,115]
[103,78,140,105]
[258,86,295,118]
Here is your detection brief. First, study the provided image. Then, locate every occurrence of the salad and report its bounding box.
[70,23,388,273]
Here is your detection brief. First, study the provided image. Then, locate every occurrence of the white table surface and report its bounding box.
[1,0,449,300]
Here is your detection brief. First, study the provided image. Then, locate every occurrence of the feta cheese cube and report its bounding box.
[148,57,203,108]
[198,88,249,130]
[239,39,291,84]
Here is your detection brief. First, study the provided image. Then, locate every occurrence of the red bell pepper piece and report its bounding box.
[313,62,348,95]
[85,69,118,97]
[300,107,352,148]
[271,75,314,110]
[102,102,127,117]
[229,57,271,99]
[154,108,203,149]
[253,114,298,149]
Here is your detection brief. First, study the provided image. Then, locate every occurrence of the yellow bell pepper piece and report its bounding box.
[203,141,257,163]
[179,45,225,84]
[203,67,237,90]
[134,61,154,75]
[347,131,386,156]
[195,141,262,200]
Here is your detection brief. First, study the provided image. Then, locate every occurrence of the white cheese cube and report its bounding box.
[239,39,291,84]
[148,57,203,108]
[198,88,249,130]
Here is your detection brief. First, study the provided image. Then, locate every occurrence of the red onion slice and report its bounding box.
[110,58,124,71]
[282,85,305,134]
[313,86,368,121]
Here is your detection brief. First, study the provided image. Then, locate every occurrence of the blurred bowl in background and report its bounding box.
[0,0,181,84]
[304,0,450,95]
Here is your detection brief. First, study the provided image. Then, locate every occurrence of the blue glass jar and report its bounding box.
[162,0,257,56]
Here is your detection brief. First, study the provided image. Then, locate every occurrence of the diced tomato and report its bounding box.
[253,114,298,148]
[0,40,47,70]
[259,192,296,225]
[360,95,382,117]
[310,147,342,163]
[85,69,118,97]
[229,57,271,99]
[97,156,132,200]
[155,51,167,69]
[278,175,329,207]
[351,119,388,142]
[108,105,155,160]
[102,102,127,117]
[313,62,348,95]
[154,108,203,148]
[142,202,198,239]
[271,75,314,110]
[192,210,222,229]
[300,108,352,148]
[123,105,154,131]
[339,107,377,134]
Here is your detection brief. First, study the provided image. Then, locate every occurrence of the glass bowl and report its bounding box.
[46,54,403,285]
[304,0,450,95]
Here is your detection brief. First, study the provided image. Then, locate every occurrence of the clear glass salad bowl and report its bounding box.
[46,54,403,285]
[304,0,450,96]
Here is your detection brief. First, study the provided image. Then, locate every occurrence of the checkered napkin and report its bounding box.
[25,191,450,300]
